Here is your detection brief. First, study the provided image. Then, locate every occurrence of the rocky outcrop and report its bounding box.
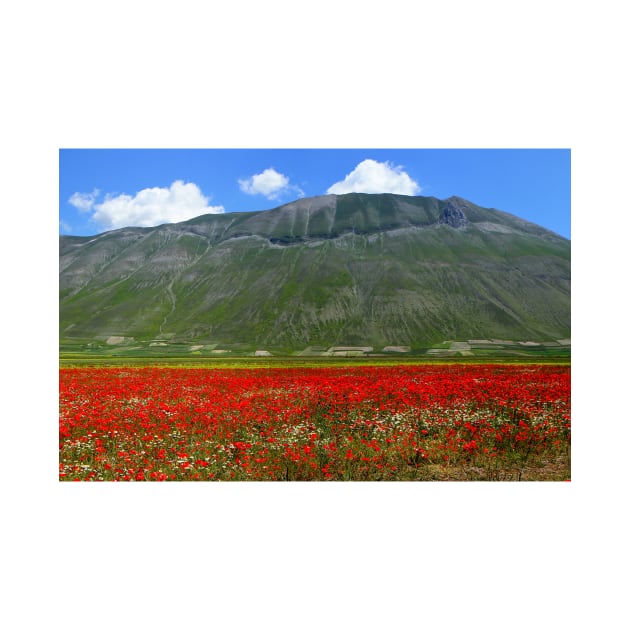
[438,199,469,229]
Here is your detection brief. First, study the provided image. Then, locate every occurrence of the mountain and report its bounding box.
[59,193,570,354]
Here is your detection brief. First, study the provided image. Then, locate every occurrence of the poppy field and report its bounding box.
[59,363,570,481]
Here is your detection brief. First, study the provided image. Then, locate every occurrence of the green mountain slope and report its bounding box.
[59,193,570,352]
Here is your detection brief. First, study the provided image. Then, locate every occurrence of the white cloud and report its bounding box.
[238,167,303,200]
[326,159,421,195]
[68,189,100,212]
[90,180,224,230]
[59,219,72,233]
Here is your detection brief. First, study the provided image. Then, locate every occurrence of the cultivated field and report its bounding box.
[59,361,570,481]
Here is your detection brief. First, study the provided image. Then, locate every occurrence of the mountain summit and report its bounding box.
[60,193,570,353]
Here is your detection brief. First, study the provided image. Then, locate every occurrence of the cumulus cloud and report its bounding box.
[89,180,224,230]
[238,167,303,200]
[326,159,421,195]
[68,189,100,212]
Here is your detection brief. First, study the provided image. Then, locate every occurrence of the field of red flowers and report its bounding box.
[59,363,570,481]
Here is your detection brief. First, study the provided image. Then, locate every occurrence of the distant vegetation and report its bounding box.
[59,338,570,365]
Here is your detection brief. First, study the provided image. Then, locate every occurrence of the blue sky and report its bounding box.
[59,149,570,238]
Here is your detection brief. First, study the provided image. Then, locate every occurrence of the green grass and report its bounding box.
[59,353,570,368]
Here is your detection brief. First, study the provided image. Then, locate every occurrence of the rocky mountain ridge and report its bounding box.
[60,192,570,353]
